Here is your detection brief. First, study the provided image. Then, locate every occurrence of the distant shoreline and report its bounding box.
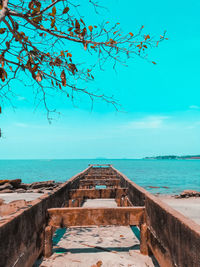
[144,155,200,160]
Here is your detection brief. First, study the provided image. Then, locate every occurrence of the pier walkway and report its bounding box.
[39,199,157,267]
[38,165,158,267]
[2,164,200,267]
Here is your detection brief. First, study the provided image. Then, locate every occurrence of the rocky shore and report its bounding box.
[175,190,200,198]
[0,179,62,220]
[0,179,61,194]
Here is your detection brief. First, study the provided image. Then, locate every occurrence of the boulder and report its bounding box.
[0,189,13,193]
[19,183,29,190]
[30,180,55,189]
[0,180,10,186]
[15,188,26,193]
[26,190,33,193]
[179,190,200,198]
[0,179,21,188]
[35,189,44,193]
[9,179,22,188]
[46,187,53,191]
[0,183,13,191]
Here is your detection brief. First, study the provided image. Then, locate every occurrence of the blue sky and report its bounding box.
[1,0,200,159]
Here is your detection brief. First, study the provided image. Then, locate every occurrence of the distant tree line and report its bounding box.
[144,155,200,160]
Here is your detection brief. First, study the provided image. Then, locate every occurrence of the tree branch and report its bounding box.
[0,0,9,22]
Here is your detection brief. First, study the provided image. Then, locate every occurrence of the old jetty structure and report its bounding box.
[0,164,200,267]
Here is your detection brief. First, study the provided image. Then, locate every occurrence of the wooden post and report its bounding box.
[48,207,145,227]
[115,198,121,206]
[140,223,149,255]
[44,226,53,258]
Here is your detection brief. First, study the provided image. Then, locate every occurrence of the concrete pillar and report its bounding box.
[44,226,53,258]
[140,223,149,255]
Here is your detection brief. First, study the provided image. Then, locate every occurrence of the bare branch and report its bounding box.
[0,0,167,116]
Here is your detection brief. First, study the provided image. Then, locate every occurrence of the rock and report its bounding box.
[35,189,44,193]
[30,180,55,189]
[19,183,29,190]
[0,179,21,188]
[0,180,10,186]
[46,187,53,191]
[0,183,13,191]
[0,198,4,205]
[0,189,13,193]
[26,190,34,193]
[15,188,26,193]
[9,179,22,188]
[179,190,200,198]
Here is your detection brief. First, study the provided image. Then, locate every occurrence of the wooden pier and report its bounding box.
[1,164,200,267]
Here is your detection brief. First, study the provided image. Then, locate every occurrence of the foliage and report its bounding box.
[0,0,167,119]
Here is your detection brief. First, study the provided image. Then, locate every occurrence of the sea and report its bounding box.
[0,159,200,195]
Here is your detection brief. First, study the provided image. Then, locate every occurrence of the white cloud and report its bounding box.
[13,122,47,129]
[189,105,200,110]
[125,116,169,129]
[14,122,29,128]
[17,96,27,101]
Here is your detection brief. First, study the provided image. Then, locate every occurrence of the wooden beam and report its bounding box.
[88,164,112,167]
[69,188,128,199]
[44,226,53,258]
[116,196,133,207]
[79,179,120,188]
[140,223,148,255]
[83,175,119,179]
[47,207,145,228]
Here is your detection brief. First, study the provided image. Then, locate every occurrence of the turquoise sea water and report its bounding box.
[0,159,200,194]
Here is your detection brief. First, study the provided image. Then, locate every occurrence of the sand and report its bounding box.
[0,192,44,204]
[83,199,118,208]
[38,225,158,267]
[157,195,200,225]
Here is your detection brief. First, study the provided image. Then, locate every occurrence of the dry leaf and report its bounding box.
[0,28,6,34]
[52,6,56,16]
[36,72,42,82]
[145,34,150,40]
[61,70,66,86]
[88,25,93,32]
[63,7,69,14]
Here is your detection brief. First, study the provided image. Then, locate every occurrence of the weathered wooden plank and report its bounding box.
[48,207,144,227]
[69,188,128,199]
[83,175,119,179]
[79,179,120,188]
[116,196,133,207]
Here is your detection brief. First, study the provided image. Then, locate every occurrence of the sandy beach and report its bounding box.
[157,195,200,225]
[0,192,44,204]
